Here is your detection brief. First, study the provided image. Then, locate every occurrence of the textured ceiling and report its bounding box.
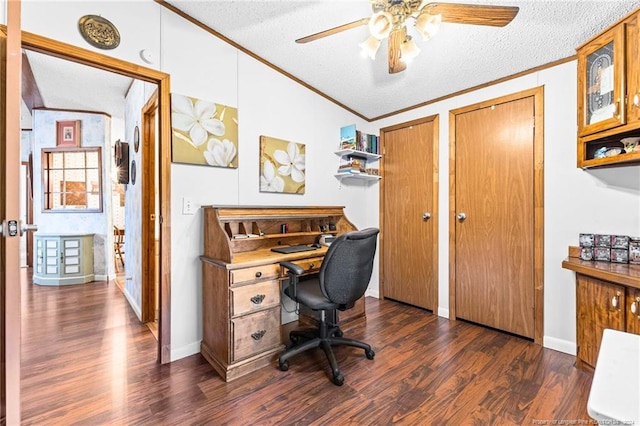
[165,0,640,119]
[23,1,640,123]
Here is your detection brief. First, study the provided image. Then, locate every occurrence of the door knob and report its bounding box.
[456,213,467,221]
[422,212,431,220]
[20,221,38,236]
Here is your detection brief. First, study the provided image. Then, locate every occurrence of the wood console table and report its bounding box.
[562,255,640,369]
[200,205,364,381]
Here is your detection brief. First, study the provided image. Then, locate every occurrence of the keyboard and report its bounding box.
[270,245,319,254]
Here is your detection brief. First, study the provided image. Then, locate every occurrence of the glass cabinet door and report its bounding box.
[577,25,625,137]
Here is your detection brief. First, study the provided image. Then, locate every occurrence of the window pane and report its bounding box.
[86,152,99,168]
[65,152,86,169]
[51,152,64,168]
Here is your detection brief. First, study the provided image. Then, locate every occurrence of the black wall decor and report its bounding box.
[114,140,130,184]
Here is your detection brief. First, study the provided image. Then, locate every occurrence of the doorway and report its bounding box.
[449,87,544,343]
[141,91,159,330]
[19,31,172,360]
[380,115,439,311]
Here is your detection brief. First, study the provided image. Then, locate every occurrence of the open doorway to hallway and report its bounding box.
[20,43,163,353]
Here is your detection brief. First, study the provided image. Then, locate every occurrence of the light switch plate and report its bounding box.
[182,197,195,215]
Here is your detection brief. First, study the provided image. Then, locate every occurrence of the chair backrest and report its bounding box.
[319,228,380,307]
[114,226,124,245]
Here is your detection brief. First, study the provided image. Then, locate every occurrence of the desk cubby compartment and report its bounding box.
[203,206,357,261]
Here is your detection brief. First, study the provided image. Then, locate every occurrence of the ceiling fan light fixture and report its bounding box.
[368,11,394,39]
[359,35,381,60]
[415,12,441,41]
[400,36,420,63]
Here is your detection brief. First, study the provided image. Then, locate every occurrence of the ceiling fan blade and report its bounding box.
[295,18,369,44]
[388,27,407,74]
[422,3,519,27]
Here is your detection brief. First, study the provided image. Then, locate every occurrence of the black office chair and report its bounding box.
[278,227,380,386]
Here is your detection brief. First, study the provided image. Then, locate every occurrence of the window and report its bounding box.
[42,147,103,212]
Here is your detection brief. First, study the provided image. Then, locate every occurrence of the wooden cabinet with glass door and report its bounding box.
[576,8,640,168]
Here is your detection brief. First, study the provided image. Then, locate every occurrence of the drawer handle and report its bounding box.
[632,297,640,317]
[309,263,315,269]
[251,329,266,341]
[250,294,266,305]
[255,271,262,278]
[611,291,621,309]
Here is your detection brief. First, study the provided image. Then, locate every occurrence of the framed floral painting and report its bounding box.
[260,136,305,194]
[170,93,238,167]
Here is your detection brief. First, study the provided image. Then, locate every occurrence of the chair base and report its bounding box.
[277,316,374,386]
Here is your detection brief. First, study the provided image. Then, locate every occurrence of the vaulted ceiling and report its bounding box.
[22,1,640,123]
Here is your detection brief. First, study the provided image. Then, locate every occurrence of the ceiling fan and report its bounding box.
[296,1,519,74]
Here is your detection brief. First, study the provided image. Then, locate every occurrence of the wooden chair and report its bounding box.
[114,226,125,272]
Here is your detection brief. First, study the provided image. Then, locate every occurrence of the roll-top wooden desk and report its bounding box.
[200,205,365,381]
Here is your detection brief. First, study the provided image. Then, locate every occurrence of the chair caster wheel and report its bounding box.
[279,360,289,371]
[332,372,344,386]
[289,334,300,345]
[333,329,343,338]
[365,349,375,360]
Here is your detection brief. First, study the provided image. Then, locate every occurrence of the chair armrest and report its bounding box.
[280,261,304,300]
[280,261,304,276]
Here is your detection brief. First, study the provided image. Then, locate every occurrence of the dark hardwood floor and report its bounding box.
[20,268,593,425]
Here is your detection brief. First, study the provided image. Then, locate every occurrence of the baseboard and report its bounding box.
[95,273,108,281]
[543,336,576,355]
[365,289,379,298]
[437,307,449,319]
[171,340,201,361]
[122,286,142,321]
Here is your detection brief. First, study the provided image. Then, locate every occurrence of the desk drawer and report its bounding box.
[287,256,324,275]
[231,308,281,361]
[231,264,280,285]
[230,280,280,317]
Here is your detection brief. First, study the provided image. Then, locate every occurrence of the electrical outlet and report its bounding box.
[182,197,195,215]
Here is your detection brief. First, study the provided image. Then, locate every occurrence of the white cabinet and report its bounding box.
[34,233,95,285]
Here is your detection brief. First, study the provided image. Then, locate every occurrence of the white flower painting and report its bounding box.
[171,93,238,167]
[260,136,305,194]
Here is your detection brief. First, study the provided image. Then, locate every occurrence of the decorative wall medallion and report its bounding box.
[78,15,120,50]
[133,126,140,153]
[130,160,137,185]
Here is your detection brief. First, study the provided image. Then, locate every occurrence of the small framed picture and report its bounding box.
[56,120,81,147]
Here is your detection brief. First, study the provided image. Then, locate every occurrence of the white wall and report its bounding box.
[372,61,640,355]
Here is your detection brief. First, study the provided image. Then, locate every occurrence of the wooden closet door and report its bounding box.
[454,96,535,338]
[381,118,437,311]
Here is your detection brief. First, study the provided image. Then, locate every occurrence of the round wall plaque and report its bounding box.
[133,126,140,153]
[78,15,120,50]
[130,160,137,185]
